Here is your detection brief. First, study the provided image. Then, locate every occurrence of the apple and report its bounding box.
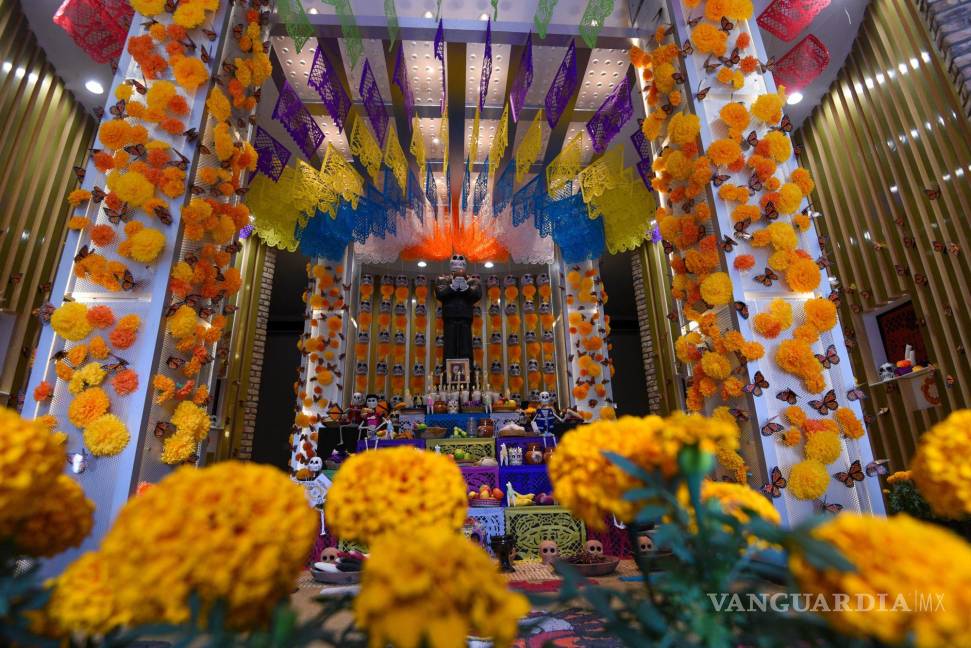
[491,487,504,499]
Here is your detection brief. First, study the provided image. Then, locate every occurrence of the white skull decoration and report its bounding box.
[351,392,365,407]
[307,456,323,473]
[319,547,341,563]
[539,391,553,405]
[365,394,379,409]
[447,398,460,414]
[450,254,467,274]
[879,362,896,381]
[539,540,559,564]
[637,534,655,554]
[585,539,604,557]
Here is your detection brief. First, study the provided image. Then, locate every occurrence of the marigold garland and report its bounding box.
[910,409,971,519]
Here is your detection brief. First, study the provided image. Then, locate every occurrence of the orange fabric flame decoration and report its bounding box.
[402,219,509,262]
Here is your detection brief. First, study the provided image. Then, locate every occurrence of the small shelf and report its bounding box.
[867,365,935,388]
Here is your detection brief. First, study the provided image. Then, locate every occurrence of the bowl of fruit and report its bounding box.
[468,485,504,506]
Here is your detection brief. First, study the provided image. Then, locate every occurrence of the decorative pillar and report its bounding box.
[635,0,885,522]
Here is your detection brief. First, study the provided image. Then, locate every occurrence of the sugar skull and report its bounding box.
[394,302,407,316]
[395,274,408,287]
[375,361,388,375]
[379,299,392,313]
[394,331,406,344]
[361,274,374,288]
[509,362,522,377]
[539,391,553,405]
[414,275,427,288]
[528,389,540,402]
[527,358,539,373]
[539,302,552,315]
[359,300,372,313]
[490,332,502,344]
[504,303,518,317]
[472,335,483,349]
[490,360,503,374]
[357,330,370,344]
[637,534,655,554]
[390,394,403,406]
[538,273,550,286]
[435,335,444,347]
[507,333,520,346]
[378,330,391,343]
[585,539,604,557]
[539,540,559,564]
[522,300,535,313]
[435,305,443,318]
[524,330,537,343]
[543,361,555,374]
[503,275,518,288]
[415,332,426,346]
[415,303,427,317]
[307,456,323,473]
[473,305,482,317]
[351,392,365,406]
[542,329,554,342]
[413,362,425,376]
[392,363,404,377]
[355,362,368,375]
[319,547,341,563]
[486,275,500,288]
[488,303,501,317]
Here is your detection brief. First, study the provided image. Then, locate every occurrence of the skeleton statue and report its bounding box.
[435,254,482,380]
[531,391,575,436]
[360,394,391,440]
[539,540,560,565]
[307,455,323,477]
[346,391,365,425]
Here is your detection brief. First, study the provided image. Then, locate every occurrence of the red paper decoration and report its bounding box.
[757,0,830,42]
[772,35,830,91]
[53,0,133,65]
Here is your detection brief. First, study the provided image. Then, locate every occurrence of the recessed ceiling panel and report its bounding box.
[465,41,511,109]
[576,48,629,110]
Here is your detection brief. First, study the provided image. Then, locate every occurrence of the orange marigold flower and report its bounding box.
[111,369,139,396]
[90,224,116,247]
[733,254,755,271]
[86,305,116,329]
[33,380,54,401]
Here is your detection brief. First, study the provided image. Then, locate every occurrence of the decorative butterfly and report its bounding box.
[729,407,749,423]
[816,254,830,270]
[760,57,776,73]
[733,218,752,239]
[662,239,675,255]
[720,17,735,32]
[121,269,137,291]
[154,204,173,226]
[93,106,105,120]
[90,186,106,203]
[680,40,694,57]
[948,242,961,255]
[914,273,928,286]
[902,236,917,249]
[733,300,749,319]
[834,460,865,487]
[760,421,783,437]
[761,466,786,499]
[223,305,240,315]
[166,356,186,370]
[200,46,211,65]
[124,143,147,160]
[202,28,218,41]
[814,499,844,515]
[72,165,86,183]
[672,71,685,84]
[744,371,769,397]
[745,130,759,149]
[720,235,738,252]
[793,144,803,157]
[946,375,956,388]
[695,86,711,101]
[776,388,798,405]
[108,99,126,119]
[661,102,674,115]
[666,311,680,323]
[932,240,947,253]
[168,149,191,171]
[224,241,243,254]
[703,57,720,74]
[106,204,133,225]
[154,421,176,438]
[860,289,872,301]
[712,173,730,187]
[865,459,890,477]
[74,245,93,263]
[894,264,910,276]
[754,267,779,287]
[747,173,763,192]
[846,387,866,401]
[809,389,839,415]
[924,186,941,200]
[719,47,740,67]
[687,15,703,27]
[184,128,200,142]
[771,115,793,133]
[815,344,840,369]
[827,290,841,308]
[763,201,779,221]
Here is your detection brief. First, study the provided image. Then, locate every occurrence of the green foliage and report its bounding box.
[533,445,882,648]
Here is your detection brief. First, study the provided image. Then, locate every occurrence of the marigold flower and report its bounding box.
[130,0,165,14]
[67,387,110,428]
[51,302,92,341]
[733,254,755,271]
[701,351,732,380]
[117,222,166,264]
[752,89,786,124]
[68,362,107,395]
[803,297,837,332]
[325,447,467,542]
[67,216,90,230]
[708,138,742,166]
[777,182,804,214]
[700,272,733,305]
[171,55,209,92]
[788,459,829,500]
[107,170,155,207]
[83,414,130,456]
[89,224,116,247]
[791,167,815,195]
[668,111,701,145]
[692,23,728,57]
[111,368,139,396]
[357,528,530,648]
[790,514,971,647]
[786,257,821,292]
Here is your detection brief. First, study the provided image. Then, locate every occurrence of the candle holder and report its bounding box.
[489,533,517,573]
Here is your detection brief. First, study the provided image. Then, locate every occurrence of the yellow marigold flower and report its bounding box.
[911,409,971,518]
[781,426,802,447]
[715,446,748,483]
[698,480,780,526]
[752,90,786,124]
[130,0,165,15]
[886,470,912,485]
[668,111,701,145]
[326,447,467,542]
[784,405,807,427]
[777,182,804,214]
[740,340,765,361]
[0,408,67,526]
[760,131,792,163]
[67,344,88,366]
[787,459,829,500]
[51,302,92,341]
[68,362,107,395]
[720,102,750,132]
[357,528,530,648]
[549,413,738,529]
[786,257,821,292]
[700,271,733,305]
[118,221,166,264]
[206,86,232,123]
[107,170,155,208]
[56,462,316,632]
[791,167,815,195]
[6,474,93,557]
[708,138,742,166]
[167,304,198,339]
[804,428,842,465]
[83,414,130,457]
[67,387,110,429]
[692,23,728,57]
[172,55,209,92]
[793,323,820,343]
[89,335,109,359]
[790,514,971,648]
[172,2,206,28]
[803,297,837,332]
[700,351,731,380]
[45,552,124,636]
[146,79,176,111]
[160,430,198,464]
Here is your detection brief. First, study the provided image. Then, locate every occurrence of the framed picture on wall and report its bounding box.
[876,301,928,365]
[445,358,470,387]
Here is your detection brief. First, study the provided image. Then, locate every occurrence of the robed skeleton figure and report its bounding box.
[434,254,481,377]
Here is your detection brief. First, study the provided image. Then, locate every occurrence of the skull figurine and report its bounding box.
[355,362,368,375]
[527,358,539,373]
[450,254,467,274]
[390,394,403,407]
[637,534,655,554]
[879,362,896,381]
[375,361,388,376]
[415,332,426,346]
[415,303,427,317]
[539,391,553,405]
[319,547,341,563]
[379,299,392,313]
[394,330,406,344]
[307,456,323,474]
[487,275,500,288]
[351,392,365,407]
[395,274,408,288]
[539,540,559,565]
[490,332,503,344]
[392,363,405,377]
[585,539,605,557]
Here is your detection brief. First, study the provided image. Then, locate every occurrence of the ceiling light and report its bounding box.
[432,137,440,144]
[424,10,433,18]
[417,260,428,267]
[1,62,10,72]
[630,38,639,46]
[484,261,494,268]
[480,12,489,20]
[308,7,318,13]
[787,91,803,105]
[84,79,104,94]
